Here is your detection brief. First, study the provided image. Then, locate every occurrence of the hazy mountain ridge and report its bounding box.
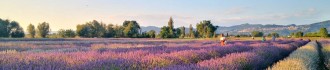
[141,20,330,35]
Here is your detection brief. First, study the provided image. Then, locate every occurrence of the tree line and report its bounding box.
[0,17,218,38]
[1,17,329,38]
[249,27,329,38]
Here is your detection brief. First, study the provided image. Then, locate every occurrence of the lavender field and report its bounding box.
[0,38,311,70]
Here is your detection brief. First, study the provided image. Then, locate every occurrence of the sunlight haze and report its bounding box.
[0,0,329,31]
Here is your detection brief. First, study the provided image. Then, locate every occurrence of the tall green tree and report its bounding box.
[168,17,174,37]
[37,22,50,38]
[89,20,106,37]
[158,26,170,38]
[189,24,195,38]
[196,20,218,38]
[104,24,115,38]
[0,19,24,38]
[76,24,90,37]
[8,21,25,38]
[123,21,141,38]
[175,28,181,38]
[251,31,264,37]
[113,25,124,38]
[27,24,36,38]
[179,26,185,38]
[319,27,328,38]
[0,19,10,37]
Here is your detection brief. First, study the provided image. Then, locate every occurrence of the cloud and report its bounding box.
[223,7,247,15]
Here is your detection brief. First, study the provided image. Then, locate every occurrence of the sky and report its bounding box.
[0,0,330,31]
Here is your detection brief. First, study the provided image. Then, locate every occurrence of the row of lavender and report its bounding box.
[268,41,319,70]
[158,39,309,70]
[0,39,309,69]
[321,40,330,69]
[0,43,251,69]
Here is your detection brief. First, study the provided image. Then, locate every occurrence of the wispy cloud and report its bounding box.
[213,8,319,26]
[223,7,248,15]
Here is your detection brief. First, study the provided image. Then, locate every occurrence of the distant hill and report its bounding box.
[216,20,330,35]
[141,20,330,36]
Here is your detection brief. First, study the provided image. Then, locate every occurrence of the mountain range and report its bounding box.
[141,20,330,36]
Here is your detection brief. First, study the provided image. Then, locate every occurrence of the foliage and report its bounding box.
[0,19,10,37]
[0,18,25,38]
[168,17,174,37]
[304,32,319,37]
[267,32,280,37]
[76,20,106,38]
[196,20,218,38]
[179,26,185,38]
[158,26,171,38]
[57,29,76,38]
[251,31,264,37]
[147,30,156,38]
[27,24,36,38]
[113,25,124,38]
[319,27,328,38]
[123,21,141,38]
[294,31,304,38]
[104,24,115,38]
[189,24,195,38]
[37,22,50,38]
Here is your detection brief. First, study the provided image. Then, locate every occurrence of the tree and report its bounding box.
[57,29,75,38]
[123,23,134,37]
[37,22,50,38]
[158,26,170,38]
[196,20,218,38]
[76,20,107,38]
[104,24,115,38]
[319,27,328,38]
[175,28,181,38]
[0,19,10,37]
[189,24,195,38]
[179,26,185,38]
[168,17,174,37]
[8,21,25,38]
[147,30,156,38]
[0,19,24,38]
[267,32,280,37]
[123,21,141,38]
[76,24,90,37]
[113,25,124,38]
[9,27,25,38]
[27,24,36,38]
[88,20,106,37]
[295,31,304,38]
[251,31,264,37]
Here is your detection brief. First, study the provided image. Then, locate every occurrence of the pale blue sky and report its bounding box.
[0,0,329,31]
